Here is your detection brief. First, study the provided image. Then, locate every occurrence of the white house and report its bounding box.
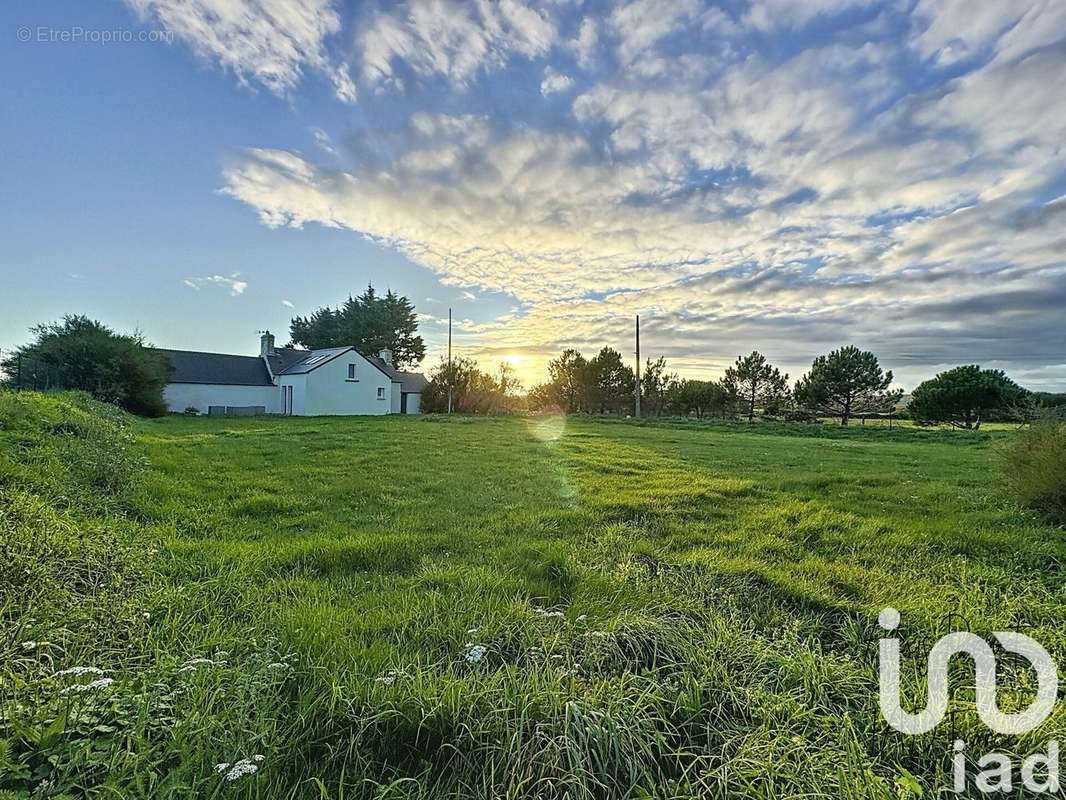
[159,333,426,416]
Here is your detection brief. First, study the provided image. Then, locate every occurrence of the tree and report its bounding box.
[587,347,636,414]
[421,356,522,414]
[289,285,425,368]
[547,349,590,413]
[908,365,1027,430]
[794,345,902,426]
[1,315,172,416]
[671,379,733,419]
[640,356,677,416]
[722,351,790,422]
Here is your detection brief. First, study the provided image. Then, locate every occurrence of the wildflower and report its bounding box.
[267,662,291,672]
[576,615,588,622]
[375,670,400,686]
[59,678,115,696]
[217,757,262,781]
[54,666,106,677]
[178,657,215,673]
[465,644,487,664]
[534,608,565,619]
[466,627,480,634]
[21,641,38,651]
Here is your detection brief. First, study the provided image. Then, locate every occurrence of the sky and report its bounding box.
[2,0,1065,391]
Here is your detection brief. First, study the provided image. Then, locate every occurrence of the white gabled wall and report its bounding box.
[164,383,282,414]
[285,350,392,416]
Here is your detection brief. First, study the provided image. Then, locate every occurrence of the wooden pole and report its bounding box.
[447,308,453,414]
[635,314,641,419]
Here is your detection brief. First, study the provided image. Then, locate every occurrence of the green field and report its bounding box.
[3,395,1065,798]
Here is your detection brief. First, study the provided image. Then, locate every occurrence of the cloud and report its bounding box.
[358,0,557,88]
[184,274,248,296]
[540,66,574,95]
[216,0,1066,389]
[124,0,355,101]
[281,299,295,308]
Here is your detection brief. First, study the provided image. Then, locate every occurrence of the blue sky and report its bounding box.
[3,0,1065,389]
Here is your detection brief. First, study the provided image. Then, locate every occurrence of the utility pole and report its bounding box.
[634,314,642,419]
[447,307,453,414]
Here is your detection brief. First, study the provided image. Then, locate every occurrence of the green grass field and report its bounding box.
[3,395,1064,798]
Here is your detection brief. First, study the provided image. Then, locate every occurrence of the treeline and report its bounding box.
[432,344,1064,428]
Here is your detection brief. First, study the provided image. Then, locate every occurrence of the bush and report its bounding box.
[1003,421,1066,525]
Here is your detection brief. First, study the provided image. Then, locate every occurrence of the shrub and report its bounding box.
[1003,421,1066,525]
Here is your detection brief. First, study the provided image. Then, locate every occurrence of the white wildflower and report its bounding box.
[534,608,565,619]
[54,666,106,678]
[466,628,479,634]
[221,758,260,781]
[267,662,290,671]
[375,670,400,686]
[178,657,215,673]
[59,678,115,696]
[576,615,588,622]
[252,754,266,763]
[465,644,487,664]
[21,641,38,651]
[215,763,231,774]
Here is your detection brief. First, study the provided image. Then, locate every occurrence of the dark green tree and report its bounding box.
[671,379,732,419]
[1,315,172,416]
[587,347,636,414]
[547,349,590,413]
[908,365,1026,429]
[722,351,790,422]
[794,345,902,426]
[289,285,425,368]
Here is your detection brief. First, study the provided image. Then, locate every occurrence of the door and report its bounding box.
[283,385,293,415]
[400,392,408,414]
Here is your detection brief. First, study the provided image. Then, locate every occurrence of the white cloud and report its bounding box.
[215,0,1066,386]
[570,17,599,68]
[184,274,248,296]
[282,299,295,308]
[540,66,574,96]
[124,0,355,101]
[358,0,557,87]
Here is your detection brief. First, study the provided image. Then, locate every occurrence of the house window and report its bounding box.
[377,387,386,399]
[347,363,356,380]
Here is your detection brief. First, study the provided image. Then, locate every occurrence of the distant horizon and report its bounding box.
[4,1,1065,392]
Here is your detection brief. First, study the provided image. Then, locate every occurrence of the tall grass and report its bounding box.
[2,396,1064,798]
[1003,420,1066,525]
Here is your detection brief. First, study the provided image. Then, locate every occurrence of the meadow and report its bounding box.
[2,393,1064,798]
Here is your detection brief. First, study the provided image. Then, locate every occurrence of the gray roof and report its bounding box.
[157,349,274,386]
[277,347,354,375]
[160,345,426,392]
[266,347,311,375]
[365,355,427,393]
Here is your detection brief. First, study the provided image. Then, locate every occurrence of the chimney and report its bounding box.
[260,331,275,357]
[379,349,393,366]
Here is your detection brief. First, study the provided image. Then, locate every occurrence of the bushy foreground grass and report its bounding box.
[1003,420,1066,525]
[2,395,1065,798]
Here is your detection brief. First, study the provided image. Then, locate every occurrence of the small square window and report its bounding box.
[347,363,356,379]
[377,387,386,399]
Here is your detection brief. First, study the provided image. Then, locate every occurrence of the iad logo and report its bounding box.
[877,608,1061,793]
